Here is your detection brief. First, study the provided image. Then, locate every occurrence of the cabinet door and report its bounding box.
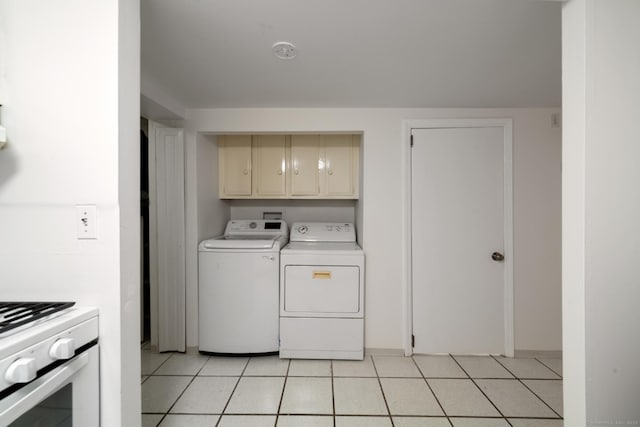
[290,135,321,196]
[321,135,359,197]
[253,135,287,196]
[219,135,252,197]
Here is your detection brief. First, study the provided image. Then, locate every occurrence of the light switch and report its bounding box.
[76,205,97,239]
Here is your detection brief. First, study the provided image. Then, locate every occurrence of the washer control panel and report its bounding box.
[290,222,356,242]
[224,220,288,236]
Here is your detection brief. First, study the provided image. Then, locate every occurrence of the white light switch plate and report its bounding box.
[76,205,97,239]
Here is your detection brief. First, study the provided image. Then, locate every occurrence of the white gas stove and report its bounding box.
[0,302,99,426]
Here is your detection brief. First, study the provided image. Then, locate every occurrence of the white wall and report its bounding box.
[229,199,356,225]
[0,1,140,425]
[563,0,640,425]
[118,1,142,424]
[511,112,563,351]
[562,0,587,424]
[185,107,562,352]
[190,132,229,346]
[196,134,228,240]
[141,73,186,120]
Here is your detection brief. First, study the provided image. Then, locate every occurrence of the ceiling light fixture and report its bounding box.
[272,42,297,60]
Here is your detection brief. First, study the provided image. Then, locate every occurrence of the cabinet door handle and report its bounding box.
[277,169,283,175]
[242,169,249,175]
[327,169,333,176]
[294,169,299,175]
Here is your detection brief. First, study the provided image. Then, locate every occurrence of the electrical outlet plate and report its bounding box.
[76,205,97,239]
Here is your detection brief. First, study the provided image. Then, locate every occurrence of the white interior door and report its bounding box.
[411,126,512,355]
[149,121,186,352]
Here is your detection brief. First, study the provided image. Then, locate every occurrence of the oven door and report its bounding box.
[0,345,99,426]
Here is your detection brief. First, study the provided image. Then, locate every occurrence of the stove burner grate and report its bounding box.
[0,302,75,334]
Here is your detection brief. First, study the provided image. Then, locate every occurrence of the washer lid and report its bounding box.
[202,236,278,249]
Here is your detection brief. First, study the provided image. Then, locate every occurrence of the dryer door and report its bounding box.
[283,265,360,316]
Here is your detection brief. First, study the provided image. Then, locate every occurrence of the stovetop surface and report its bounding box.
[0,302,75,335]
[0,304,98,359]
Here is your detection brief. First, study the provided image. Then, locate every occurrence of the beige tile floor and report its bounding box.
[141,347,563,427]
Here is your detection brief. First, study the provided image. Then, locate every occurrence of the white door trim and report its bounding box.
[402,118,514,357]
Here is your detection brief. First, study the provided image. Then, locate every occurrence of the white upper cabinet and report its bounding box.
[218,134,360,199]
[321,134,359,197]
[253,135,288,197]
[290,135,321,196]
[218,135,252,197]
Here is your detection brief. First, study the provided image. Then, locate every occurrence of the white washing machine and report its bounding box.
[279,222,365,360]
[199,219,288,354]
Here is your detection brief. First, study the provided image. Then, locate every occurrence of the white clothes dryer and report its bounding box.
[198,220,288,354]
[279,222,365,360]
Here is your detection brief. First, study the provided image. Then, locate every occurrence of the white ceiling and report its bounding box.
[141,0,561,109]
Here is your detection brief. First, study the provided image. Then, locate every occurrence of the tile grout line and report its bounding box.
[411,355,453,427]
[147,351,174,376]
[516,379,563,419]
[161,353,212,423]
[535,357,563,378]
[160,375,201,422]
[492,355,560,380]
[214,356,251,427]
[274,357,292,425]
[331,360,336,427]
[449,354,511,425]
[532,357,565,418]
[370,355,395,427]
[142,352,212,426]
[490,355,563,420]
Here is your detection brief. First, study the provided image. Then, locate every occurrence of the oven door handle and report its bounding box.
[0,352,89,425]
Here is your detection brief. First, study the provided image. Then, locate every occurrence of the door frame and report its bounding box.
[402,118,514,357]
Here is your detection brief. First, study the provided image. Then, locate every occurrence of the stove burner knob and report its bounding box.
[49,338,76,360]
[5,357,37,384]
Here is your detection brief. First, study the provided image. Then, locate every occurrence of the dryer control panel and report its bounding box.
[290,222,356,242]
